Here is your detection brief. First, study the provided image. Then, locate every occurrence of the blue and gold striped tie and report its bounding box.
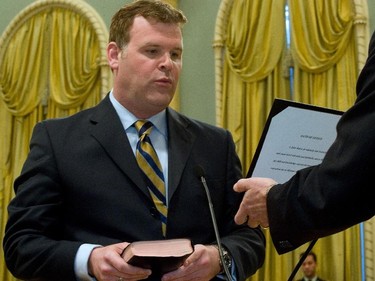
[134,120,167,236]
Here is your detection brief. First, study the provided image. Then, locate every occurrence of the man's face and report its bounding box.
[301,255,317,278]
[108,16,183,118]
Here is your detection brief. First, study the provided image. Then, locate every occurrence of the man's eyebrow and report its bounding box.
[142,44,183,52]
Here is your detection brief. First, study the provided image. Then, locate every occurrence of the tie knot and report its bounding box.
[134,120,153,137]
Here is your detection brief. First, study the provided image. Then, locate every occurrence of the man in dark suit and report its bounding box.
[233,30,375,254]
[3,1,265,281]
[297,252,326,281]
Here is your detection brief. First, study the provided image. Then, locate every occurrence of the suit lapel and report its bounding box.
[167,108,196,201]
[87,96,151,198]
[87,99,196,202]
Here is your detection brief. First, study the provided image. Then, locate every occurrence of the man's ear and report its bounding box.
[107,42,120,70]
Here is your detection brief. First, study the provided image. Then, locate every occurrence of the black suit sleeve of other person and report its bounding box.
[267,31,375,254]
[2,97,265,281]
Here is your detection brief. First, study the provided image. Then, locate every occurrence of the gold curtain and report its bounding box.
[216,0,291,277]
[215,0,367,280]
[220,0,290,175]
[290,1,360,278]
[0,1,111,280]
[47,7,103,116]
[290,0,357,110]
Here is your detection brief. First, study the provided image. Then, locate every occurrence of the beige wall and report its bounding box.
[1,0,375,125]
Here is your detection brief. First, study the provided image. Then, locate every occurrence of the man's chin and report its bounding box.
[152,94,174,107]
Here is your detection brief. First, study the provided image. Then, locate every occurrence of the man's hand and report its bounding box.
[233,177,277,228]
[161,244,221,281]
[88,242,151,281]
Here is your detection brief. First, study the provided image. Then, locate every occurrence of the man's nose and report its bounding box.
[158,53,173,71]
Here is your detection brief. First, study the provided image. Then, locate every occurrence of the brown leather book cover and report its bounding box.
[121,238,194,275]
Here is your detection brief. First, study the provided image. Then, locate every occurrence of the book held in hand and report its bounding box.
[121,238,194,275]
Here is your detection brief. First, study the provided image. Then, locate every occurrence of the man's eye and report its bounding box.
[146,49,159,56]
[171,52,181,60]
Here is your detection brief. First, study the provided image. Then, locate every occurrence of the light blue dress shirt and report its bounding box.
[74,92,235,281]
[74,91,168,280]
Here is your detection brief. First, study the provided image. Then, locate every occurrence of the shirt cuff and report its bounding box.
[74,243,101,281]
[217,259,237,281]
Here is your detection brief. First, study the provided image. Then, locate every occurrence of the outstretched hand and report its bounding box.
[233,177,277,228]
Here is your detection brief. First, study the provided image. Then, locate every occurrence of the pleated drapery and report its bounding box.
[0,1,111,280]
[214,0,369,280]
[290,0,357,110]
[220,0,291,174]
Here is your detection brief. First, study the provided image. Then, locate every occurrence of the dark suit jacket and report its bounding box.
[3,95,265,280]
[268,30,375,254]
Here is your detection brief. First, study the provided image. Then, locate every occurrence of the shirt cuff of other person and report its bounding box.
[74,244,237,281]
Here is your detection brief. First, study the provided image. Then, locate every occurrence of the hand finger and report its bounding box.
[234,206,249,225]
[234,212,260,228]
[260,223,269,229]
[183,247,201,266]
[247,218,260,228]
[233,179,250,193]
